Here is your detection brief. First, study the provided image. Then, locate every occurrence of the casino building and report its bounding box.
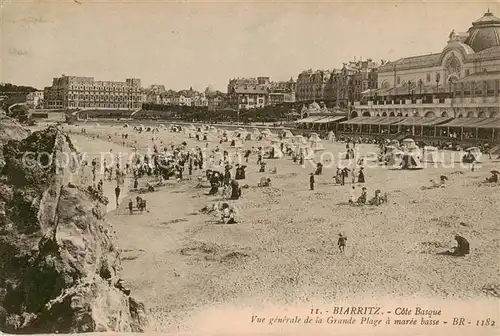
[341,11,500,141]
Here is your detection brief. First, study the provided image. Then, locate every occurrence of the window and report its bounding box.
[465,69,470,76]
[426,73,431,82]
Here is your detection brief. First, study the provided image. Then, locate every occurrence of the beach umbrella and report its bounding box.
[491,170,499,175]
[440,175,448,181]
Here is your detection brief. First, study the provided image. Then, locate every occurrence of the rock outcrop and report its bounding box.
[0,116,31,169]
[0,125,147,333]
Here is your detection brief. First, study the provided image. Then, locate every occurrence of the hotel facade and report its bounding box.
[43,75,143,110]
[353,11,500,119]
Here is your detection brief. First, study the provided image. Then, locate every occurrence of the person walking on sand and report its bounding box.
[128,199,133,215]
[309,173,315,191]
[358,167,365,183]
[114,185,121,207]
[338,233,347,253]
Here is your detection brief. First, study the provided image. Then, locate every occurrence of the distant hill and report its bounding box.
[0,83,38,93]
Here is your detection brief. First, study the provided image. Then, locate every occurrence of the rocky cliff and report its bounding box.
[0,124,147,333]
[0,116,31,169]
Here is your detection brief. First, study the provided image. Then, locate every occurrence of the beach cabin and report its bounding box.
[422,146,440,163]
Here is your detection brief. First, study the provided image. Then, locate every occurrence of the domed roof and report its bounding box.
[464,10,500,52]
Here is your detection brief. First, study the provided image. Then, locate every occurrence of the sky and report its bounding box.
[1,0,498,92]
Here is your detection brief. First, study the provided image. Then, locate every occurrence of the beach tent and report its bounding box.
[261,129,273,137]
[293,135,308,145]
[123,123,129,128]
[237,130,248,140]
[386,148,404,167]
[422,146,440,163]
[232,138,244,148]
[202,132,210,141]
[282,130,294,139]
[462,147,482,163]
[269,137,282,146]
[401,154,424,170]
[311,141,325,152]
[402,138,415,146]
[296,145,315,160]
[308,132,321,142]
[308,132,325,151]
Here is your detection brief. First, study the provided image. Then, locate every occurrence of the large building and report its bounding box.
[353,11,500,119]
[26,91,44,109]
[43,75,143,110]
[227,77,296,109]
[324,59,379,108]
[295,69,331,103]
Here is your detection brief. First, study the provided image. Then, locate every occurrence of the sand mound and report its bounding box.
[0,126,147,333]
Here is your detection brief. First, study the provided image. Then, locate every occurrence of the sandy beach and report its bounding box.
[63,123,499,333]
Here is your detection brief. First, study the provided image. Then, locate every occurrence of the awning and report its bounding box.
[474,118,500,129]
[394,117,453,126]
[294,116,324,123]
[339,116,403,125]
[313,116,347,123]
[377,117,406,125]
[339,116,371,124]
[438,118,490,128]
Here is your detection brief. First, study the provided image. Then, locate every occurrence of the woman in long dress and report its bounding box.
[358,167,365,183]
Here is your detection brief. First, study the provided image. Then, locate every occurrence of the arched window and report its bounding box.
[441,111,449,117]
[425,111,436,117]
[350,111,358,118]
[466,111,475,117]
[362,111,371,117]
[490,111,498,118]
[382,112,387,116]
[478,111,486,118]
[389,112,395,117]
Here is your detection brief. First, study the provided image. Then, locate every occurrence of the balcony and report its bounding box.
[354,98,453,110]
